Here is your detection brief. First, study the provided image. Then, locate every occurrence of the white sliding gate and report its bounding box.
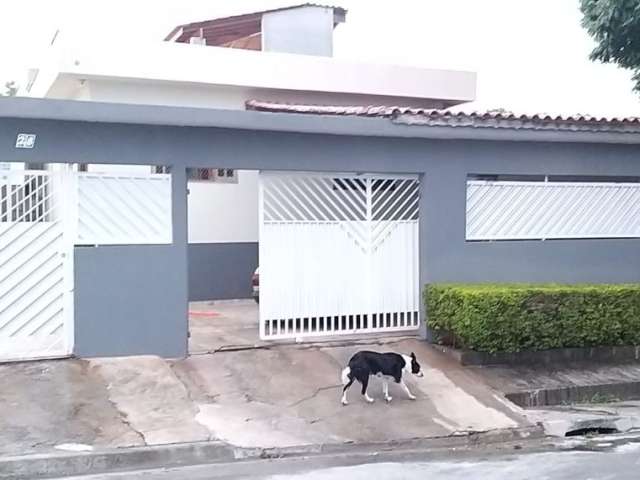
[259,172,420,340]
[0,171,74,361]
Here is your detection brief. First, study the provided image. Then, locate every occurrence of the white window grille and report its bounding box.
[467,180,640,240]
[76,172,172,245]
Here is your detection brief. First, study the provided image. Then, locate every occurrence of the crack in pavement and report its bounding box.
[189,336,420,357]
[287,384,342,408]
[168,363,217,441]
[191,344,273,355]
[106,396,147,445]
[89,363,147,446]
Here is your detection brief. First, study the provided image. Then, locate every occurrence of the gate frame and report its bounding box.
[59,166,77,360]
[258,170,420,341]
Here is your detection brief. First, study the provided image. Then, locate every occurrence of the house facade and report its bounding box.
[1,97,640,361]
[20,4,476,301]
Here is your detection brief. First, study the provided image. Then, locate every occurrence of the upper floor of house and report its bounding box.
[22,3,476,110]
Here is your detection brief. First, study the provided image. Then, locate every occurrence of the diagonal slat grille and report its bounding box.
[467,181,640,240]
[76,173,172,245]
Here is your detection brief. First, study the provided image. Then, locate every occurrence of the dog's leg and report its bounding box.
[360,375,374,403]
[400,378,417,400]
[342,379,354,406]
[383,379,392,403]
[341,367,353,405]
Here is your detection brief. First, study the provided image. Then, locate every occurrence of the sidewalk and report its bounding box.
[0,338,532,473]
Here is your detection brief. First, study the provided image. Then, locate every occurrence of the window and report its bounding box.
[187,168,237,183]
[466,176,640,241]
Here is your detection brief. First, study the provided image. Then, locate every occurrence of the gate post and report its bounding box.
[171,165,189,356]
[60,165,77,355]
[418,173,431,342]
[258,171,265,340]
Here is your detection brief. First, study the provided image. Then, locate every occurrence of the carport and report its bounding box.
[2,97,640,359]
[187,169,421,354]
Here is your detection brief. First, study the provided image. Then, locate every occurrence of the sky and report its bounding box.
[1,0,640,117]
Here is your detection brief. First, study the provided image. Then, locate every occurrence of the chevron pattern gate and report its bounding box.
[259,172,420,340]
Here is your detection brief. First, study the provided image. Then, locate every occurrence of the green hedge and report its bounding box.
[424,284,640,353]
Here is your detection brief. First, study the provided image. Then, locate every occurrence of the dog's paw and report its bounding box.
[408,394,417,401]
[384,396,393,403]
[365,396,375,403]
[341,400,349,406]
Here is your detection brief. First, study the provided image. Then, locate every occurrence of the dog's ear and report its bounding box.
[410,352,416,360]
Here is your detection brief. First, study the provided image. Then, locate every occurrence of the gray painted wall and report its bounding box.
[188,242,258,301]
[3,114,640,356]
[74,245,187,358]
[262,6,335,56]
[73,166,189,358]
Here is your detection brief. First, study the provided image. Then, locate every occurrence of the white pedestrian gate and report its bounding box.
[259,172,420,340]
[0,170,74,361]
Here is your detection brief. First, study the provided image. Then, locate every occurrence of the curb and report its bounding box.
[432,344,640,367]
[0,425,545,480]
[0,442,236,480]
[505,381,640,408]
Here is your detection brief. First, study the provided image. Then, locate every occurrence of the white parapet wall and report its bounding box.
[25,39,476,109]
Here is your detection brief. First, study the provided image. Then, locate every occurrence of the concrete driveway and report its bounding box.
[189,300,261,353]
[174,338,527,448]
[188,300,426,353]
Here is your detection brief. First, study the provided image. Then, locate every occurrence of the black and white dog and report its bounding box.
[340,351,423,405]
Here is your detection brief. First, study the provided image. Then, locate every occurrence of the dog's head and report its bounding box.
[407,352,423,377]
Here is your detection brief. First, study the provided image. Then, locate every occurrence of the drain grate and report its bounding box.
[565,427,619,437]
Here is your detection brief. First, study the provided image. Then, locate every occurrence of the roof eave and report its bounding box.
[164,26,184,42]
[2,97,640,145]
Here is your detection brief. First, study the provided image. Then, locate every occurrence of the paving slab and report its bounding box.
[189,301,261,353]
[471,362,640,407]
[476,363,640,393]
[0,360,142,456]
[89,356,210,445]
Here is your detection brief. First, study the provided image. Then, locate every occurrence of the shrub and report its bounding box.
[424,284,640,353]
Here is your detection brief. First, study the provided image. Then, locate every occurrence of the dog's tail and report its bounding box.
[341,366,351,386]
